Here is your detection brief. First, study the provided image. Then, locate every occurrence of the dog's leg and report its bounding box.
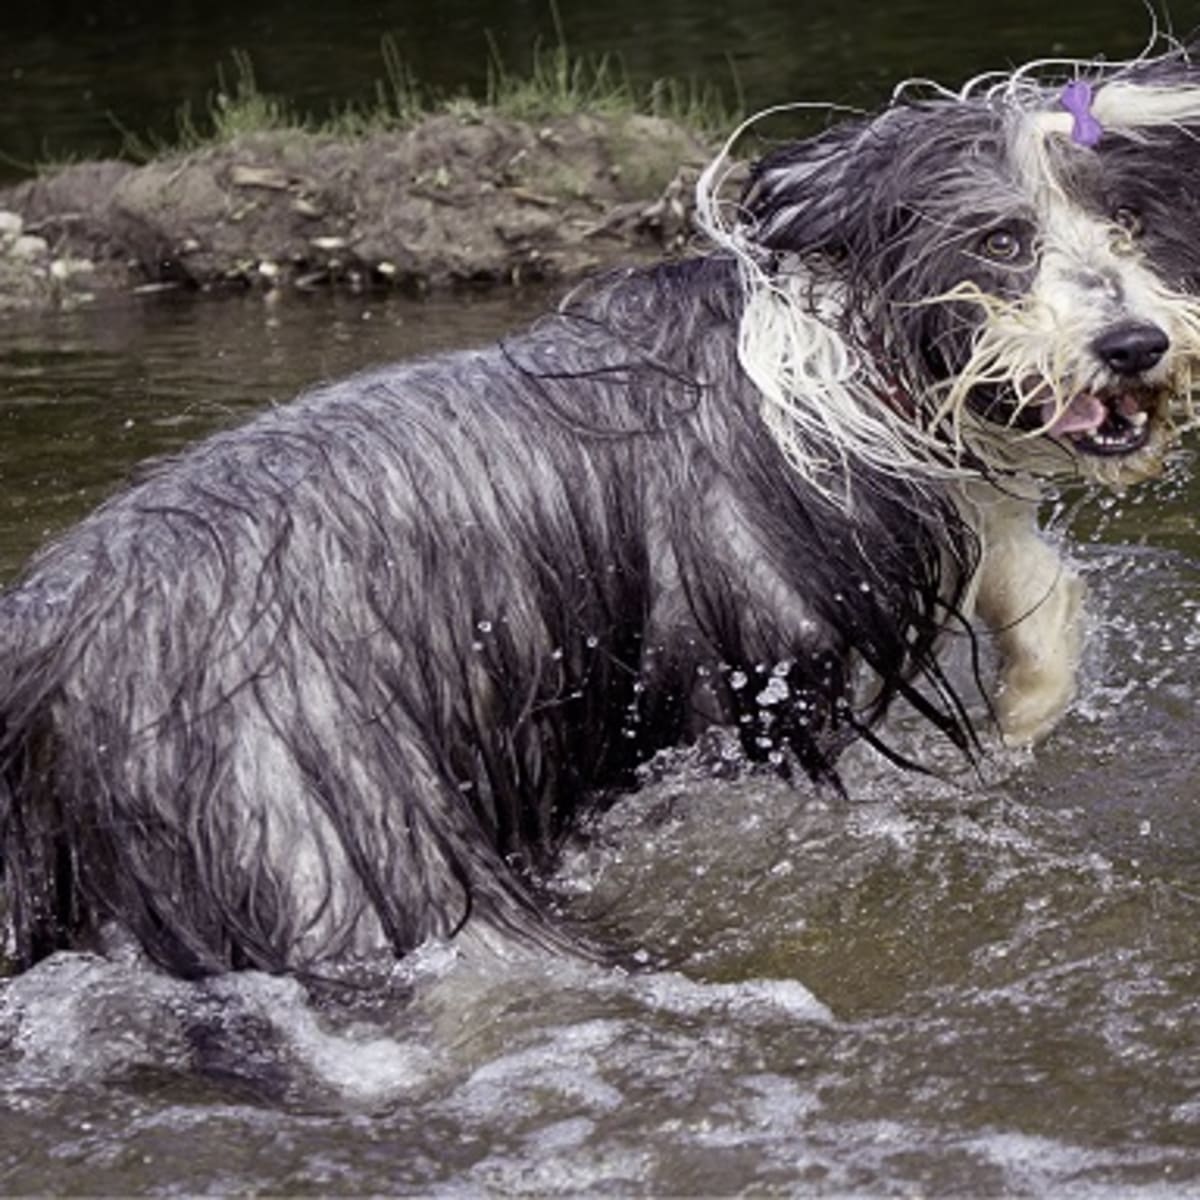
[972,495,1085,746]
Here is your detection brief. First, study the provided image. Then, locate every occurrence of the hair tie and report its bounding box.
[1060,80,1103,147]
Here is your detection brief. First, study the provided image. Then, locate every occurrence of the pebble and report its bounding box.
[0,209,23,238]
[291,197,323,219]
[10,234,49,261]
[49,257,94,281]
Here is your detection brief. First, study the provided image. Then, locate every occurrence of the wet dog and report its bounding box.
[4,49,1200,976]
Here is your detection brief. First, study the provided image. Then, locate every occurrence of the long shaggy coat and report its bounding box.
[7,46,1200,976]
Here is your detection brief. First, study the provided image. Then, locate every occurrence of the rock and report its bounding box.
[49,256,95,281]
[10,234,48,260]
[229,164,292,191]
[290,197,323,219]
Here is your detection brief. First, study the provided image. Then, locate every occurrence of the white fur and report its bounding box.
[961,484,1085,745]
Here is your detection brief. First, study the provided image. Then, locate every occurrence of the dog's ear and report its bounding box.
[739,117,899,260]
[740,111,938,270]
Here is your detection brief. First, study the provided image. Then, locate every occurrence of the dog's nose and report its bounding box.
[1092,323,1169,375]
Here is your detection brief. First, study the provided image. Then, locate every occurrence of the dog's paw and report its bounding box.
[995,671,1074,746]
[989,568,1084,748]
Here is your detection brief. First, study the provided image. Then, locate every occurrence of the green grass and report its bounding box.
[208,50,297,138]
[482,2,738,129]
[485,37,734,131]
[114,19,739,162]
[112,50,298,160]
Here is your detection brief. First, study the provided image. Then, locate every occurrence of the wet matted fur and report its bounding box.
[4,45,1200,976]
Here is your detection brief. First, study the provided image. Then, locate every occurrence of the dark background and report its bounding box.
[0,0,1184,181]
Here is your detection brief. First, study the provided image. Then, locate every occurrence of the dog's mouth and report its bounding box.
[1037,387,1157,457]
[970,380,1164,459]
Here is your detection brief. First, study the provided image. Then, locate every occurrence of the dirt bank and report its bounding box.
[0,110,720,312]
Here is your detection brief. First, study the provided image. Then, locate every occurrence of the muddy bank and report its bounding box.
[0,111,720,311]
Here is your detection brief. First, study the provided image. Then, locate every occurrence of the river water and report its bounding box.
[4,4,1200,1196]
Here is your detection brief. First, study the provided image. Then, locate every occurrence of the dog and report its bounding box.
[4,47,1200,978]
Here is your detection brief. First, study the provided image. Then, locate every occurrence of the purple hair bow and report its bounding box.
[1060,80,1103,147]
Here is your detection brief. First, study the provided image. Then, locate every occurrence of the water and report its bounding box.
[4,4,1200,1195]
[0,290,552,576]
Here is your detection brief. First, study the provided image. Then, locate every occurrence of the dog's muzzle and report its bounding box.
[1040,321,1171,457]
[970,319,1173,458]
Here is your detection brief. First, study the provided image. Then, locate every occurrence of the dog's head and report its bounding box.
[712,47,1200,488]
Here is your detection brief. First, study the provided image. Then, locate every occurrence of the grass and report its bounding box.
[482,3,736,130]
[114,17,739,162]
[486,37,735,131]
[113,50,300,159]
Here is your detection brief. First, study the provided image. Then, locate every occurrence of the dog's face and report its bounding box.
[737,56,1200,485]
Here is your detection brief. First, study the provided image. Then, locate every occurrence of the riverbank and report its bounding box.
[0,109,719,312]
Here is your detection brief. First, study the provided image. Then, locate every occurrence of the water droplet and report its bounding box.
[756,677,790,706]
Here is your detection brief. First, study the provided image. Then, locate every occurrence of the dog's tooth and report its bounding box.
[1129,410,1149,427]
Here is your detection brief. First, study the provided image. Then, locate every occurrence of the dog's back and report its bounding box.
[0,258,971,976]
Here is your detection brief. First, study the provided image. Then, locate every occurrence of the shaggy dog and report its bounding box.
[3,49,1200,977]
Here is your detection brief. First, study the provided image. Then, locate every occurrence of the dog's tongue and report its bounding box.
[1040,392,1106,436]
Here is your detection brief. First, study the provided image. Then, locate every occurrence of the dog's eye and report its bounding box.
[1112,206,1144,237]
[978,228,1024,263]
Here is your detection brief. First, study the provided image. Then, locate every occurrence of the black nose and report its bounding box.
[1091,323,1169,375]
